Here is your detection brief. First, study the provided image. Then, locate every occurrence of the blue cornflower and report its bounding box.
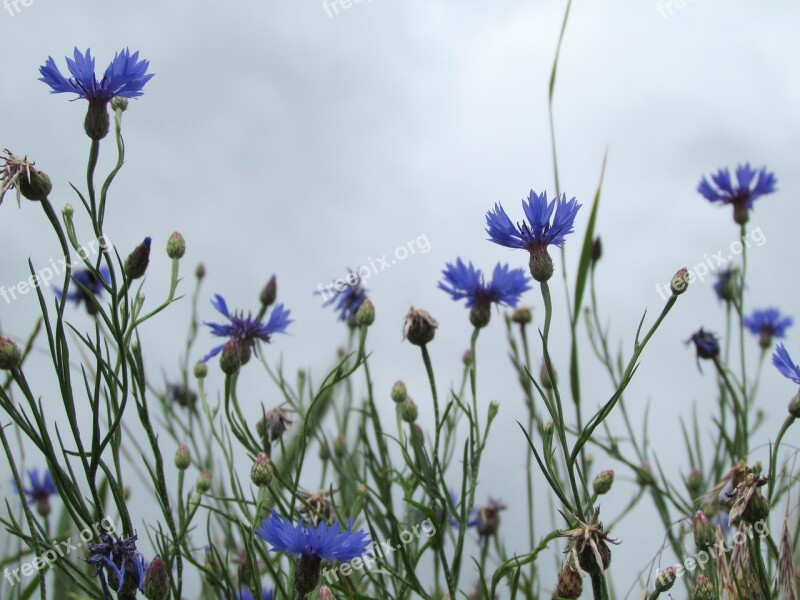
[39,47,153,140]
[687,328,720,371]
[256,510,370,596]
[744,308,793,348]
[772,343,800,384]
[55,266,110,313]
[39,47,153,103]
[236,588,274,600]
[697,163,777,224]
[202,294,292,363]
[85,534,146,599]
[13,468,57,516]
[446,489,479,529]
[438,259,531,328]
[317,272,368,322]
[486,190,581,282]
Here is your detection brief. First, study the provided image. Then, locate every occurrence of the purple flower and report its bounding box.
[202,294,292,362]
[772,343,800,384]
[236,588,274,600]
[85,534,146,599]
[687,328,720,371]
[697,163,777,224]
[55,266,110,307]
[13,468,57,516]
[744,308,792,347]
[438,259,530,310]
[317,272,368,322]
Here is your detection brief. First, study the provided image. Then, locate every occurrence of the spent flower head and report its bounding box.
[697,163,777,224]
[559,507,618,576]
[85,533,146,598]
[0,150,52,206]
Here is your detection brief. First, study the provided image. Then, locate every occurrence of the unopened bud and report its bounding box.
[487,400,499,422]
[591,236,602,263]
[166,231,186,259]
[593,470,614,495]
[124,237,152,280]
[686,468,704,500]
[260,275,277,307]
[195,470,212,493]
[0,337,22,370]
[789,392,800,419]
[391,380,407,404]
[690,575,715,600]
[111,97,129,113]
[193,361,208,379]
[693,510,715,551]
[62,203,74,218]
[333,435,347,458]
[462,349,473,366]
[174,444,191,470]
[142,555,170,600]
[250,453,274,487]
[554,563,582,599]
[195,263,206,279]
[670,268,690,296]
[540,362,556,389]
[319,586,335,600]
[637,460,653,486]
[401,397,418,423]
[355,298,375,327]
[655,566,676,592]
[511,307,532,325]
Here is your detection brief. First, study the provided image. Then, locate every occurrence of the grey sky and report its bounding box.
[2,1,799,597]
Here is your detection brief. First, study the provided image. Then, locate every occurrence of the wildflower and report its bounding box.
[0,337,22,371]
[445,489,480,529]
[55,266,110,313]
[0,150,52,205]
[697,163,777,224]
[318,272,367,323]
[772,343,800,384]
[560,507,618,576]
[142,556,169,600]
[438,259,530,327]
[475,497,507,537]
[687,328,720,370]
[402,307,438,346]
[202,294,292,362]
[236,588,274,600]
[744,308,793,348]
[14,468,57,517]
[256,406,293,447]
[39,48,154,140]
[256,510,370,596]
[485,190,581,281]
[713,266,740,303]
[85,533,147,598]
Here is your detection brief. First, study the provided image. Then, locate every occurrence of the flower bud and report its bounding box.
[193,361,208,379]
[403,307,438,346]
[318,443,331,461]
[195,263,206,279]
[260,275,277,308]
[693,509,715,551]
[462,349,473,366]
[540,362,556,389]
[487,400,499,422]
[593,470,614,496]
[219,341,242,375]
[686,468,704,500]
[554,563,582,599]
[250,453,274,487]
[690,575,715,600]
[511,307,532,325]
[789,392,800,419]
[174,443,191,470]
[528,245,554,282]
[319,586,335,600]
[195,470,212,493]
[0,337,22,371]
[636,460,654,486]
[333,435,347,458]
[62,203,74,218]
[391,380,407,404]
[166,231,186,259]
[124,237,152,280]
[18,168,52,202]
[655,566,676,592]
[355,298,375,327]
[670,268,690,296]
[84,99,110,140]
[111,96,128,112]
[401,397,419,423]
[591,236,602,263]
[142,555,170,600]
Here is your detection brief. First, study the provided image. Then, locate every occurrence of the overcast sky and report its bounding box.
[2,1,799,598]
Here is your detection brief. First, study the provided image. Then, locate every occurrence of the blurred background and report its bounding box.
[1,1,799,597]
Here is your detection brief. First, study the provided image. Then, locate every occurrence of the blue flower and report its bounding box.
[744,308,793,347]
[39,48,153,103]
[236,588,274,600]
[13,468,57,515]
[202,294,292,362]
[687,328,720,370]
[85,534,146,599]
[446,489,479,529]
[317,272,368,322]
[486,191,581,281]
[697,163,777,224]
[772,343,800,384]
[55,266,110,308]
[256,510,370,563]
[438,259,530,311]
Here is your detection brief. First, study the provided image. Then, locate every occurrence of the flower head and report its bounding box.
[697,163,777,224]
[39,47,153,103]
[559,507,618,576]
[402,307,438,346]
[744,308,793,348]
[439,259,530,327]
[713,266,740,303]
[687,328,720,370]
[256,406,293,446]
[85,533,147,598]
[486,191,581,281]
[474,497,507,537]
[55,266,110,313]
[318,272,368,323]
[202,294,291,362]
[13,468,57,516]
[0,150,52,206]
[772,343,800,384]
